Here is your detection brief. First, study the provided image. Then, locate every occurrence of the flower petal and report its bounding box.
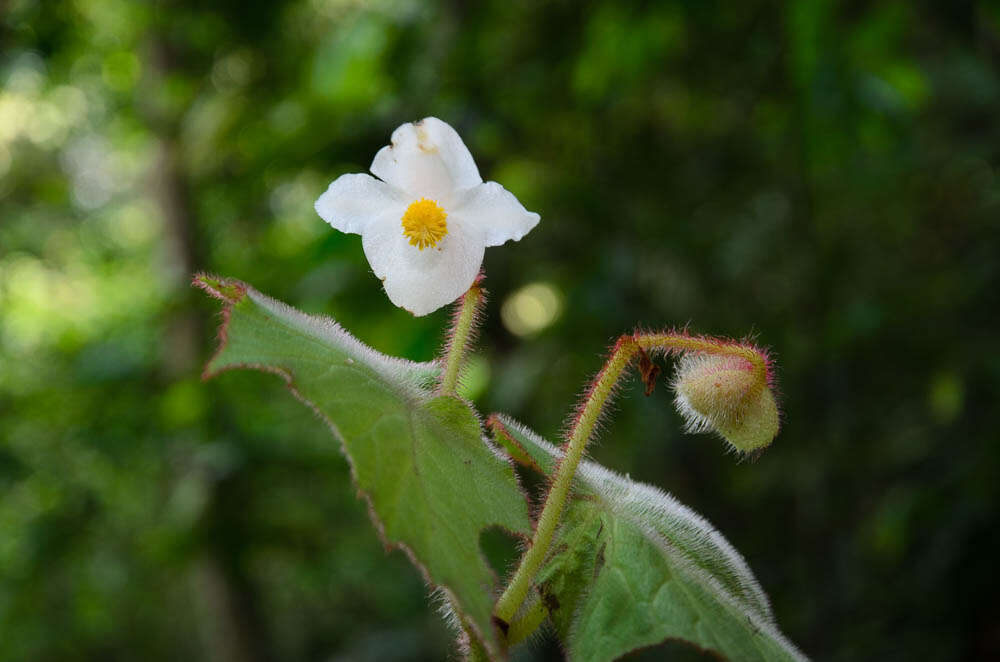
[315,173,407,235]
[370,117,482,202]
[450,181,541,247]
[361,217,485,316]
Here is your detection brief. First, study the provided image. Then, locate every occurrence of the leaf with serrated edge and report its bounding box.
[490,414,807,662]
[195,275,531,659]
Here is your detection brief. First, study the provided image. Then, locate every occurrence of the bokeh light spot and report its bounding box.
[501,282,563,337]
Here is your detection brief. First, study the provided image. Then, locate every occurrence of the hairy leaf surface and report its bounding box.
[490,415,807,662]
[196,276,531,657]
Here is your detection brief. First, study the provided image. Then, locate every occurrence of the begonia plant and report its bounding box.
[195,118,806,661]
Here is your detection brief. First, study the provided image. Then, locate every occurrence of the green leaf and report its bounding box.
[195,276,531,658]
[490,415,807,662]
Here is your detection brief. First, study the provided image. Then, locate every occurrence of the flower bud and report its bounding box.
[672,352,779,454]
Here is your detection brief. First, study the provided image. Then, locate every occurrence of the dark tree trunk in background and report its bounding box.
[144,27,274,662]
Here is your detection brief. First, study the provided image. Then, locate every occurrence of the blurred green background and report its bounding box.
[2,0,998,660]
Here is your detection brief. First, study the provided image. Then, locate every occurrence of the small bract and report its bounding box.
[315,117,540,316]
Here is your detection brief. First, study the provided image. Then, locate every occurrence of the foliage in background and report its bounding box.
[1,0,998,660]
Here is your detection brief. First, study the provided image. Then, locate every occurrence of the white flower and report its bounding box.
[315,117,540,316]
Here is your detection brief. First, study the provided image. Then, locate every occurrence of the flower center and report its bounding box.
[401,198,448,250]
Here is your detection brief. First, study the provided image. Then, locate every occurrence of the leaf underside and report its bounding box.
[196,276,531,658]
[491,415,808,662]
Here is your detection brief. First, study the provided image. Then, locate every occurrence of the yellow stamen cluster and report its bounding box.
[401,198,448,250]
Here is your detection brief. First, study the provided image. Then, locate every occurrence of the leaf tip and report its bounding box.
[192,273,249,381]
[193,272,247,304]
[487,414,545,475]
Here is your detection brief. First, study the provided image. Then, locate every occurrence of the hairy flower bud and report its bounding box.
[672,352,779,454]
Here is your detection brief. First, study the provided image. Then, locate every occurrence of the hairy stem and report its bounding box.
[438,280,485,397]
[493,335,634,624]
[493,331,768,625]
[507,595,548,647]
[637,332,768,392]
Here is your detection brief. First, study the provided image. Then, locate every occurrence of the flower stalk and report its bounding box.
[506,595,548,647]
[493,330,774,627]
[438,278,485,397]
